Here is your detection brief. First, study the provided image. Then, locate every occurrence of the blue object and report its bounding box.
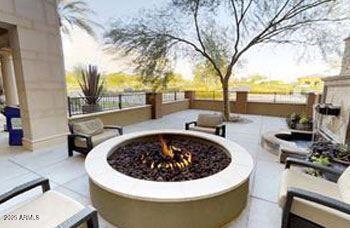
[4,106,23,146]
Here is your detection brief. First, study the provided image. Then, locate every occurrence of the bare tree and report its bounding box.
[105,0,348,120]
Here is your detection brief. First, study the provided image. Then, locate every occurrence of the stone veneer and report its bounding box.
[340,37,350,76]
[0,0,68,150]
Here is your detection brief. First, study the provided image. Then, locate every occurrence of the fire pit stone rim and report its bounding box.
[85,130,254,202]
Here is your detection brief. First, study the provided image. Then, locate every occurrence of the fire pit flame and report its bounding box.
[142,135,193,170]
[159,135,175,158]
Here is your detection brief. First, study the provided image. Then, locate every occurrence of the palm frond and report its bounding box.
[58,0,102,38]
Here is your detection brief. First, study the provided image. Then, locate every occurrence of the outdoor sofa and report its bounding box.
[68,118,123,156]
[279,158,350,228]
[185,113,226,137]
[0,178,98,228]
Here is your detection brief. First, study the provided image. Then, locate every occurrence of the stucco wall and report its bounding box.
[246,102,308,117]
[191,100,309,117]
[191,100,235,112]
[69,106,152,127]
[0,0,68,150]
[162,100,189,116]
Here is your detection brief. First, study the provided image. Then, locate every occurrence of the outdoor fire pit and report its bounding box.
[86,130,254,228]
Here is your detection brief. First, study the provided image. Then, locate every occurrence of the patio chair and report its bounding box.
[279,158,350,228]
[185,113,226,137]
[68,118,123,156]
[0,178,98,228]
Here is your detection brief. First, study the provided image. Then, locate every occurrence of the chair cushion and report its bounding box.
[75,129,117,148]
[0,191,85,228]
[279,169,350,227]
[72,118,104,136]
[337,166,350,204]
[189,126,216,134]
[197,114,223,127]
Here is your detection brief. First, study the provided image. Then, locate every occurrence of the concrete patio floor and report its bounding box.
[0,109,287,228]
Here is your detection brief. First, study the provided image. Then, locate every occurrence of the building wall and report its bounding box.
[0,0,68,150]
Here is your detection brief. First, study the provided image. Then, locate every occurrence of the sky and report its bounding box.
[61,0,344,82]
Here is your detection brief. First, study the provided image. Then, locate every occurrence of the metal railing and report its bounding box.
[68,92,146,116]
[247,92,307,104]
[194,91,236,101]
[162,91,186,103]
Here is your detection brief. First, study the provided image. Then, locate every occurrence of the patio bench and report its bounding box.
[0,178,99,228]
[185,113,226,137]
[279,158,350,228]
[68,118,123,156]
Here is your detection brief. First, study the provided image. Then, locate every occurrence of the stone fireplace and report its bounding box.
[319,37,350,144]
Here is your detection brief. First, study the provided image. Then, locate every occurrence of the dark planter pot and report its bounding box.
[316,104,341,116]
[82,104,102,114]
[327,106,341,116]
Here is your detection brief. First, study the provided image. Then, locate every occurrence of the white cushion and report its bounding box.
[279,169,350,227]
[0,191,85,228]
[72,118,104,136]
[75,129,117,148]
[188,126,216,134]
[338,166,350,204]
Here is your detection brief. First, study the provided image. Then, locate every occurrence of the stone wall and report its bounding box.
[0,0,68,150]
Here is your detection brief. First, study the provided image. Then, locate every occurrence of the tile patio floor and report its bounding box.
[0,110,287,228]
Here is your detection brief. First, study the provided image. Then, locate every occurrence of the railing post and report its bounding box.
[273,92,277,103]
[306,92,317,116]
[118,94,122,109]
[146,92,163,119]
[174,91,177,101]
[67,96,72,117]
[185,91,195,108]
[213,91,215,100]
[234,91,248,114]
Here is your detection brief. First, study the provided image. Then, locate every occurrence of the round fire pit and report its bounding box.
[86,130,254,228]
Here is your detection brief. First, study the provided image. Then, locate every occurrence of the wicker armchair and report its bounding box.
[279,158,350,228]
[68,118,123,156]
[185,114,226,137]
[0,178,98,228]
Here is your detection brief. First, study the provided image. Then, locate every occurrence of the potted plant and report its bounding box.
[296,116,313,131]
[286,113,300,129]
[78,65,105,114]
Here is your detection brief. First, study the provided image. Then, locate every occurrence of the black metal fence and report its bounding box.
[162,91,186,103]
[247,92,307,104]
[68,92,146,116]
[195,91,237,101]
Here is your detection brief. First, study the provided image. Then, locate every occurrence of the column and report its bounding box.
[0,48,19,107]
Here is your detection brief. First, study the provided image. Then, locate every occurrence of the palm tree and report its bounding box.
[58,0,100,37]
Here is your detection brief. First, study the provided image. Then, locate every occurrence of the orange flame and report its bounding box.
[159,135,174,158]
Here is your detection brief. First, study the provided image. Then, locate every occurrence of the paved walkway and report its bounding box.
[0,110,287,227]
